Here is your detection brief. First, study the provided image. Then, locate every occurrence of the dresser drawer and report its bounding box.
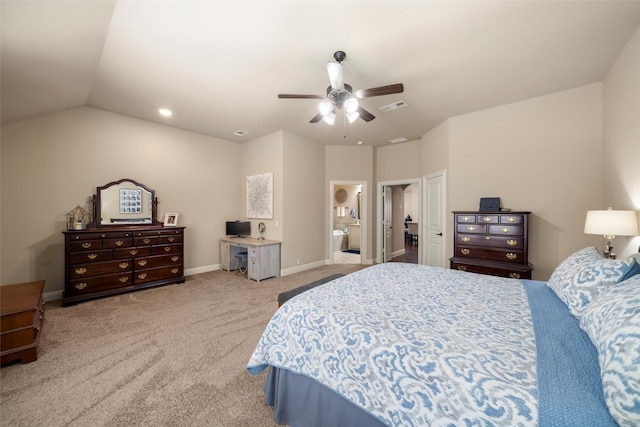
[151,243,182,255]
[488,225,524,236]
[457,234,524,250]
[135,254,182,269]
[134,236,159,246]
[456,215,476,223]
[68,239,103,251]
[104,237,133,249]
[68,273,133,295]
[451,261,532,279]
[114,246,151,259]
[159,234,182,244]
[69,249,113,264]
[455,247,525,264]
[134,265,183,284]
[456,224,486,234]
[477,215,499,224]
[69,259,133,279]
[500,215,525,225]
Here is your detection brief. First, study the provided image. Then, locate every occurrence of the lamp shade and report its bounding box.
[584,209,639,236]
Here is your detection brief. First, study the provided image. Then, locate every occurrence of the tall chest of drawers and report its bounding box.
[63,226,185,306]
[450,211,533,279]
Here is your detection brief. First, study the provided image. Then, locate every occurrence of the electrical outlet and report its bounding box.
[296,258,300,265]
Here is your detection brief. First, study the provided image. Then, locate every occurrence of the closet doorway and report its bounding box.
[330,181,366,264]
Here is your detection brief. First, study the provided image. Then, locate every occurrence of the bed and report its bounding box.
[247,247,640,426]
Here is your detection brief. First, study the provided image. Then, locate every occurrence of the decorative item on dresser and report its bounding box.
[450,211,533,279]
[1,280,45,365]
[62,179,185,306]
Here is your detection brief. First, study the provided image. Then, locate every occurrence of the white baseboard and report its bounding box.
[44,290,64,302]
[281,260,327,276]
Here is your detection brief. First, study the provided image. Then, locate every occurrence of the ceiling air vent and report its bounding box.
[379,100,407,113]
[234,130,249,137]
[389,137,408,144]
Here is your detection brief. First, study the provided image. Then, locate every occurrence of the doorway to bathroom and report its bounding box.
[330,181,366,264]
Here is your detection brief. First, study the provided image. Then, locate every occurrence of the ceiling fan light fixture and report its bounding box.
[319,101,332,116]
[347,111,360,123]
[344,97,359,113]
[322,111,336,125]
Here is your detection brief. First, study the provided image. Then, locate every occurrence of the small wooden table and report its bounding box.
[1,280,45,365]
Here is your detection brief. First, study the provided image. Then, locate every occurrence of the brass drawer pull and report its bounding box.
[143,238,151,244]
[171,268,179,274]
[457,265,467,271]
[461,236,470,242]
[115,240,124,246]
[138,260,147,267]
[119,262,129,269]
[119,276,129,283]
[461,248,470,255]
[506,253,517,260]
[509,273,521,279]
[168,237,175,242]
[164,246,171,252]
[75,282,87,290]
[87,253,97,260]
[507,239,518,246]
[129,249,138,255]
[463,216,471,221]
[74,267,87,275]
[483,216,492,222]
[501,227,510,233]
[171,256,179,262]
[137,273,147,280]
[507,217,516,222]
[467,226,475,231]
[81,242,92,249]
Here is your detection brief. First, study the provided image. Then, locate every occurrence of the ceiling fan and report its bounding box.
[278,50,404,125]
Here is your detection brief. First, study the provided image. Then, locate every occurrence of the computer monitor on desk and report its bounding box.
[226,221,250,238]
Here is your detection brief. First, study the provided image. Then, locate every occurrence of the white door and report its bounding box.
[383,186,393,262]
[424,172,445,267]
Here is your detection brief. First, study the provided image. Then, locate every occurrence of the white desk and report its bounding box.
[220,237,281,282]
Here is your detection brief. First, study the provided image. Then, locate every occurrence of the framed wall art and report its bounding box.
[120,188,142,214]
[247,172,273,219]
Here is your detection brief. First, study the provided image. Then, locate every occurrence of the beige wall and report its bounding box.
[1,107,241,293]
[446,84,603,279]
[376,139,422,182]
[282,131,325,273]
[603,24,640,257]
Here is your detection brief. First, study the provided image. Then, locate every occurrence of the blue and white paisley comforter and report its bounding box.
[247,263,538,426]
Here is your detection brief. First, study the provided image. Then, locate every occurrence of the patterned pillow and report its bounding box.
[547,246,640,318]
[580,275,640,427]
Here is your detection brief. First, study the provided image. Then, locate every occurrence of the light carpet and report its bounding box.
[0,264,364,426]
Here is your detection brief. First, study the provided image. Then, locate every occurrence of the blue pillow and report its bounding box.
[580,274,640,427]
[547,247,640,319]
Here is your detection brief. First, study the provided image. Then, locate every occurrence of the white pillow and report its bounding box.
[547,246,640,319]
[580,274,640,427]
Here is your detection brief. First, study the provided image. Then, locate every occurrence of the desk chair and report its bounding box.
[234,251,248,275]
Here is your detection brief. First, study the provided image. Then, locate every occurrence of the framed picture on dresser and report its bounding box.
[164,213,179,226]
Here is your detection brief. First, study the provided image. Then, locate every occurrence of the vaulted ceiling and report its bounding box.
[2,1,640,147]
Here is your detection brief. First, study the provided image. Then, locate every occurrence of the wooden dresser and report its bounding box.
[63,225,185,306]
[1,280,45,365]
[450,211,533,279]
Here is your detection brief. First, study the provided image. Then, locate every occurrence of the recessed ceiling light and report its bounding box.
[389,137,408,144]
[234,130,248,137]
[357,141,364,145]
[159,108,172,117]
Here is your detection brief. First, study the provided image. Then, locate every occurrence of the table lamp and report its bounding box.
[584,208,639,259]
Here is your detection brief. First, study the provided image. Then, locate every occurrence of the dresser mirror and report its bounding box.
[94,178,158,226]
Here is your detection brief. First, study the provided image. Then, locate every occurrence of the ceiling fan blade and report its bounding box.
[355,83,404,99]
[357,106,376,122]
[278,94,324,99]
[309,113,323,123]
[326,62,344,91]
